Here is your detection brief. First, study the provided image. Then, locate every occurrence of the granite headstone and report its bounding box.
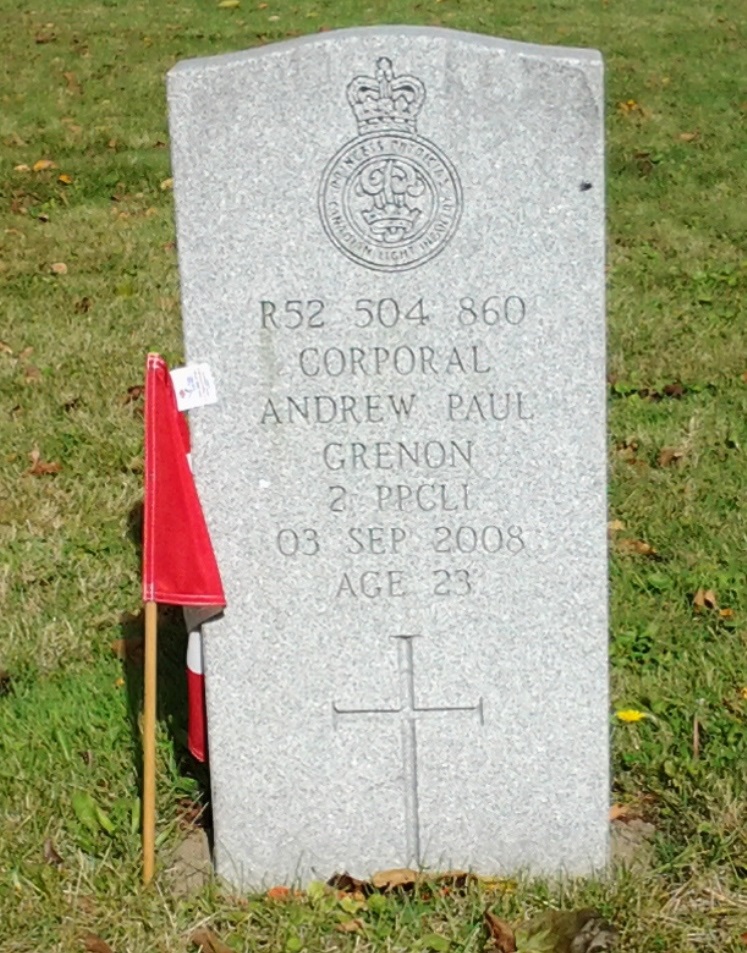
[167,26,608,887]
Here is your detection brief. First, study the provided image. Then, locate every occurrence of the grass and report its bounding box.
[1,0,746,950]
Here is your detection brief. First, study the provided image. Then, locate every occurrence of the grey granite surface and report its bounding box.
[168,26,608,888]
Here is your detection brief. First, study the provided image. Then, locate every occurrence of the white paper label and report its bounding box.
[170,363,218,412]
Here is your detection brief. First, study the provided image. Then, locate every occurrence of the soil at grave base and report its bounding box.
[166,827,212,897]
[609,818,657,872]
[163,818,657,896]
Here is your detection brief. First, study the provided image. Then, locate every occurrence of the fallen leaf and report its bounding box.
[50,262,68,275]
[190,926,233,953]
[719,607,734,619]
[609,803,639,822]
[371,867,418,890]
[58,173,73,184]
[484,910,516,953]
[436,869,476,892]
[82,934,114,953]
[27,448,62,476]
[615,438,638,462]
[160,177,173,191]
[335,919,364,934]
[693,588,718,611]
[663,381,685,398]
[14,163,30,172]
[678,131,698,142]
[122,385,144,404]
[32,159,57,172]
[616,709,647,723]
[607,519,625,533]
[63,71,81,93]
[616,538,657,558]
[110,638,144,666]
[328,871,369,893]
[43,837,63,866]
[657,446,684,467]
[266,885,292,901]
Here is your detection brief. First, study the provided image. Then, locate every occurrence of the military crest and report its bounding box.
[319,57,463,273]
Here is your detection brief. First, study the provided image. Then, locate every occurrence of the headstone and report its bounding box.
[167,26,608,887]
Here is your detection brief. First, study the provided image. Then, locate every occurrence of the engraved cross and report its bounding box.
[332,635,483,867]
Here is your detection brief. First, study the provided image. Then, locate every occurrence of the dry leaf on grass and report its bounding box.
[436,869,477,893]
[484,910,516,953]
[616,538,657,557]
[658,447,684,467]
[82,934,114,953]
[679,131,699,141]
[58,173,73,185]
[328,871,368,893]
[43,837,63,866]
[27,448,61,476]
[335,919,364,934]
[609,803,640,822]
[50,262,68,275]
[266,885,293,901]
[63,71,80,93]
[32,159,57,172]
[190,927,233,953]
[693,588,718,611]
[371,867,418,890]
[122,384,144,404]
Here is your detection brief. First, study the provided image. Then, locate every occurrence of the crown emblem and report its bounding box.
[346,57,425,135]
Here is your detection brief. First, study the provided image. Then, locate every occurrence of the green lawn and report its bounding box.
[1,1,746,950]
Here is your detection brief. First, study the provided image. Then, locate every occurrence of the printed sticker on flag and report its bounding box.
[170,363,218,412]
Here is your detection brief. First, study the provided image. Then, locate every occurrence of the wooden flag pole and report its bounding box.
[143,599,158,885]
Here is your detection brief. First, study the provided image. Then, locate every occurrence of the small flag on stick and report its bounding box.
[141,353,225,884]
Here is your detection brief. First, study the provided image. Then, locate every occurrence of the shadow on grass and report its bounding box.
[120,498,213,834]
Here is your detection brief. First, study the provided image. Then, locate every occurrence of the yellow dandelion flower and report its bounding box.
[616,709,647,723]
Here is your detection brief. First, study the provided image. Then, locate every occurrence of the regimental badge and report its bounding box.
[319,57,463,273]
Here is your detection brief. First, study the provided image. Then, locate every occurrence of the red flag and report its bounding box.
[143,353,225,761]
